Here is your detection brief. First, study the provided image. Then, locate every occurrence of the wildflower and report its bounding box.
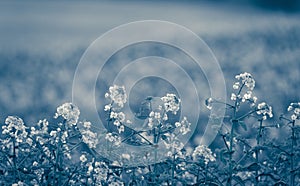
[147,111,162,129]
[80,154,87,163]
[54,103,80,126]
[233,82,240,90]
[79,121,98,149]
[235,72,255,90]
[105,132,121,146]
[231,93,237,101]
[205,98,213,110]
[105,85,127,108]
[256,102,273,120]
[104,104,112,111]
[287,102,300,121]
[2,116,28,143]
[161,93,181,114]
[192,145,216,164]
[175,117,191,135]
[83,121,91,129]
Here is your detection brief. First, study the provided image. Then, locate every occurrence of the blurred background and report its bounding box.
[0,0,299,146]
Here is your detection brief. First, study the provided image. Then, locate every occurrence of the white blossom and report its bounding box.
[105,85,127,108]
[192,145,216,164]
[287,102,300,121]
[256,102,273,120]
[54,103,80,126]
[161,93,181,114]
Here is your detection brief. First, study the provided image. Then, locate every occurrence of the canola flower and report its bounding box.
[192,145,216,165]
[54,102,80,127]
[287,102,300,121]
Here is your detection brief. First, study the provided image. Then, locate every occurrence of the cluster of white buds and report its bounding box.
[256,102,273,120]
[287,102,300,121]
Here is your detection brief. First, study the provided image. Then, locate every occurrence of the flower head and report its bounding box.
[105,85,127,108]
[192,145,216,164]
[256,102,273,120]
[105,132,121,146]
[175,117,191,135]
[235,72,255,90]
[287,102,300,121]
[54,103,80,126]
[79,121,99,149]
[161,93,181,114]
[2,116,28,140]
[232,72,257,107]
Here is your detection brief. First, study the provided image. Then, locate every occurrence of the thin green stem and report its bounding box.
[290,120,295,186]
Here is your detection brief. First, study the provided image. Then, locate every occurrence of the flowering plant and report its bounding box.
[0,72,299,185]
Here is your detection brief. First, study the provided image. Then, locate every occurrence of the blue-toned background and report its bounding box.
[0,0,299,145]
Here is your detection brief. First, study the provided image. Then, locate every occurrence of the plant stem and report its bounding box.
[255,119,263,184]
[290,120,295,186]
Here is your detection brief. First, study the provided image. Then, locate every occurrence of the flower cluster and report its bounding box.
[105,85,127,108]
[192,145,216,164]
[287,102,300,121]
[175,117,191,135]
[231,72,257,107]
[148,110,167,129]
[54,102,80,126]
[110,111,126,133]
[234,72,255,91]
[256,102,273,120]
[86,159,109,184]
[2,116,28,142]
[105,132,121,146]
[79,121,99,149]
[161,93,181,114]
[49,126,72,159]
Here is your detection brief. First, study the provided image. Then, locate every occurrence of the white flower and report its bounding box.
[235,72,255,90]
[54,103,80,126]
[233,82,240,89]
[287,102,300,121]
[161,94,181,114]
[83,121,92,129]
[105,85,127,108]
[104,104,112,111]
[118,125,125,133]
[256,102,273,120]
[105,133,121,146]
[192,145,216,164]
[231,93,237,101]
[110,112,118,119]
[33,161,38,167]
[79,121,99,149]
[175,117,191,135]
[3,116,28,143]
[80,154,87,163]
